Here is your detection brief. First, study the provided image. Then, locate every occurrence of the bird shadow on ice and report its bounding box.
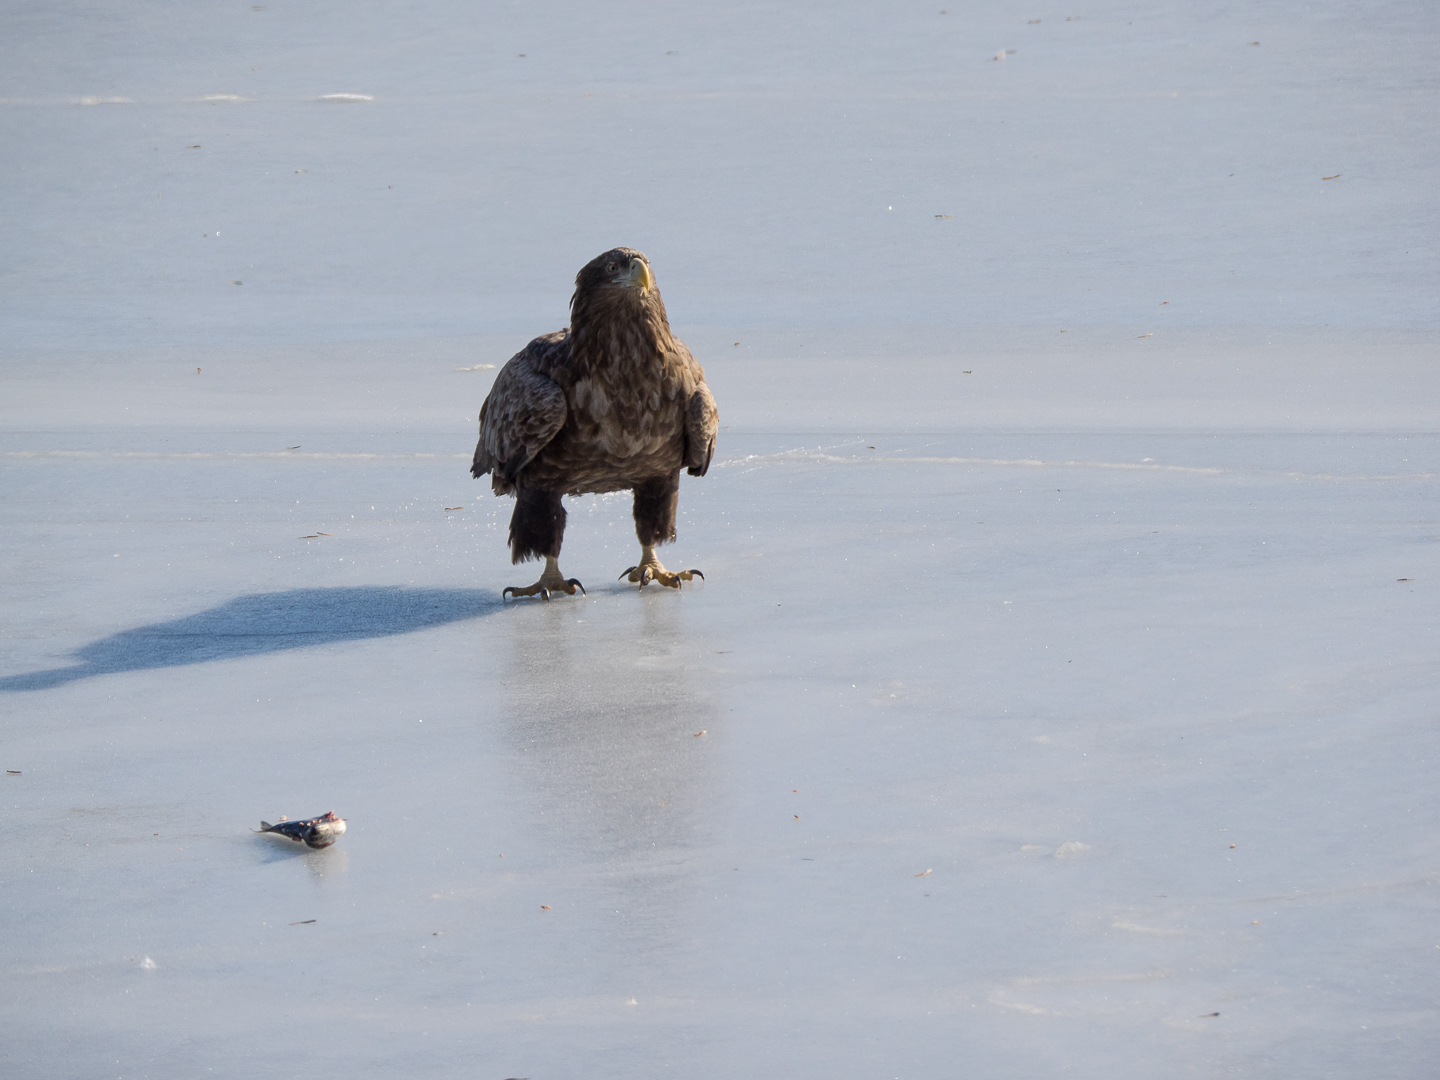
[0,586,500,692]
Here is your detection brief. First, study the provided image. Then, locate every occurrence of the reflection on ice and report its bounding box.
[500,595,720,959]
[502,597,718,860]
[0,586,499,692]
[304,846,348,881]
[252,834,350,884]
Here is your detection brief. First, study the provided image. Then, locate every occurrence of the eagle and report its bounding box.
[470,248,719,600]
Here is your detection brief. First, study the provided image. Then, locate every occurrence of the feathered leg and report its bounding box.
[503,488,584,600]
[620,473,703,589]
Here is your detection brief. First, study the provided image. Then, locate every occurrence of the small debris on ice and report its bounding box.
[140,956,157,970]
[915,868,933,877]
[290,919,316,925]
[1054,841,1091,858]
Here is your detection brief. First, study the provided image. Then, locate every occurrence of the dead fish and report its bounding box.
[256,811,347,849]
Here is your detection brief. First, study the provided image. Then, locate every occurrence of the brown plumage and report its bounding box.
[471,248,718,597]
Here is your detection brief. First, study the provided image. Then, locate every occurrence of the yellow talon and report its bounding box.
[503,556,584,601]
[620,545,704,590]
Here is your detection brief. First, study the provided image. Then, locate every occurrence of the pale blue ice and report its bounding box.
[3,3,1438,1078]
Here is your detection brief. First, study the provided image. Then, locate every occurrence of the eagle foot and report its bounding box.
[503,557,585,601]
[619,550,704,590]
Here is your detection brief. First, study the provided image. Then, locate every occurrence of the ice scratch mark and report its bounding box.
[987,995,1054,1014]
[1172,876,1438,912]
[1011,969,1172,987]
[1111,921,1187,936]
[720,451,1224,474]
[715,450,1435,482]
[6,451,468,461]
[5,450,1431,483]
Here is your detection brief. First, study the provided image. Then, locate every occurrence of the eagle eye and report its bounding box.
[605,262,618,275]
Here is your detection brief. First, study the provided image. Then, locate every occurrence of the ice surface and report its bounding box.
[3,0,1437,352]
[3,3,1438,1079]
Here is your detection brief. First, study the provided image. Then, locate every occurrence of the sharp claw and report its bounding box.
[567,579,586,596]
[540,588,551,601]
[502,587,516,600]
[640,567,653,587]
[619,566,638,581]
[689,569,704,581]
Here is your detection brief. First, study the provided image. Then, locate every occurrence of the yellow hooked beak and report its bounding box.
[619,258,654,294]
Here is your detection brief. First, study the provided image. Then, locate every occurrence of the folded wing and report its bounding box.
[684,381,719,477]
[471,339,568,492]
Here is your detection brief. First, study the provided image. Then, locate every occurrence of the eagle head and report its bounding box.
[569,247,672,347]
[574,247,655,299]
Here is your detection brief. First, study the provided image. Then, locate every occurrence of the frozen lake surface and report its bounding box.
[3,3,1438,1078]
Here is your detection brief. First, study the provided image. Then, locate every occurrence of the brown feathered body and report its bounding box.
[471,248,718,564]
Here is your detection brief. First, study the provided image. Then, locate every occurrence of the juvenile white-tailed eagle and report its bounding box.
[471,248,719,599]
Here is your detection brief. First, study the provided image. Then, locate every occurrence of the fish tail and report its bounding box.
[259,821,274,832]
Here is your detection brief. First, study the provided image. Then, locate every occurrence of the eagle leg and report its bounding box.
[503,556,585,601]
[620,544,704,590]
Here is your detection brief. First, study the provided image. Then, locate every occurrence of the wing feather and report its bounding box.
[684,381,719,477]
[470,338,567,487]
